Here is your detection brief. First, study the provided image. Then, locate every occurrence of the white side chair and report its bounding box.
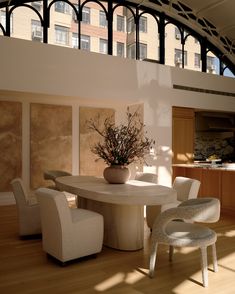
[135,172,158,184]
[146,176,201,230]
[11,178,41,237]
[43,170,72,189]
[149,197,220,287]
[36,188,104,264]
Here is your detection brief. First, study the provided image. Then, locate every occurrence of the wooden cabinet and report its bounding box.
[201,169,221,201]
[172,107,195,164]
[221,170,235,214]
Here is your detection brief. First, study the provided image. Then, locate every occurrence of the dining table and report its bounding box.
[56,175,177,251]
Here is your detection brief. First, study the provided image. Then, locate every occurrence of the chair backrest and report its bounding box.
[36,187,72,229]
[173,176,200,202]
[44,170,72,181]
[135,172,158,184]
[154,197,220,229]
[11,178,29,207]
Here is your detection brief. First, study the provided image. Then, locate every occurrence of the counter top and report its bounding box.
[173,163,235,170]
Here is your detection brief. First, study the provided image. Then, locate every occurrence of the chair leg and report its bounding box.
[169,245,174,262]
[149,242,158,278]
[200,246,208,287]
[212,243,218,273]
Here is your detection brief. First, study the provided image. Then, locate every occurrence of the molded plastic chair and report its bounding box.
[149,197,220,287]
[11,178,41,237]
[146,177,201,230]
[36,188,104,263]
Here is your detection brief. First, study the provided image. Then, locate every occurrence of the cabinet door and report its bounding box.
[172,107,195,164]
[185,167,202,196]
[221,170,235,213]
[201,169,221,200]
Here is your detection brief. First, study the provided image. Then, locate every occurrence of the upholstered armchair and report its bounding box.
[11,178,41,237]
[146,176,201,230]
[149,197,220,287]
[36,188,104,264]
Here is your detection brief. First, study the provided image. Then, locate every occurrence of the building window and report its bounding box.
[0,10,13,33]
[139,16,147,33]
[72,33,78,48]
[55,1,70,14]
[117,15,125,32]
[127,17,135,33]
[175,27,181,40]
[31,1,42,11]
[55,25,69,45]
[100,38,108,54]
[99,11,107,28]
[127,43,135,59]
[195,53,201,67]
[139,43,147,60]
[81,34,90,51]
[117,42,124,57]
[175,48,187,66]
[207,56,216,72]
[82,7,90,24]
[72,4,78,22]
[31,19,42,41]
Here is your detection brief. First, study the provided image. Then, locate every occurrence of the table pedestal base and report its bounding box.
[77,197,144,251]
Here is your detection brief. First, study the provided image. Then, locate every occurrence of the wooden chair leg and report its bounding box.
[149,242,158,278]
[200,246,208,287]
[212,243,218,272]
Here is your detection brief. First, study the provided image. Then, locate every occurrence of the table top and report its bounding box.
[56,175,177,206]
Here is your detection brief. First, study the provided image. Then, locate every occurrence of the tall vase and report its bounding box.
[103,165,130,184]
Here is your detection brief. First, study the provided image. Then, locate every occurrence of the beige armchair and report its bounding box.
[149,197,220,287]
[36,188,104,264]
[146,176,201,230]
[11,178,41,237]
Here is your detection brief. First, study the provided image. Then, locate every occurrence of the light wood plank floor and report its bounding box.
[0,205,235,294]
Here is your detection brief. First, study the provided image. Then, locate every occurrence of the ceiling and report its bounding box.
[1,0,235,68]
[129,0,235,66]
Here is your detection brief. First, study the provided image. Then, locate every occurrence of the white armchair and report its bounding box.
[11,178,41,237]
[149,197,220,287]
[36,188,104,264]
[146,176,201,230]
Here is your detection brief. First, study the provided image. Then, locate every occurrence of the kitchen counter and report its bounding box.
[173,163,235,170]
[173,164,235,215]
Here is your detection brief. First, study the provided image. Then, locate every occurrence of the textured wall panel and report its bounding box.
[79,107,115,176]
[30,103,72,189]
[0,101,22,191]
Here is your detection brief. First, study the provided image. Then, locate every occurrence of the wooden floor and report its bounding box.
[0,205,235,294]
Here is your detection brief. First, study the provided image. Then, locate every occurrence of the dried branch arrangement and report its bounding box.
[87,109,155,166]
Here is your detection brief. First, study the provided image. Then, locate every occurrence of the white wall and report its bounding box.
[1,35,235,188]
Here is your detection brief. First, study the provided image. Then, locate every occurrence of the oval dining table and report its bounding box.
[56,175,177,251]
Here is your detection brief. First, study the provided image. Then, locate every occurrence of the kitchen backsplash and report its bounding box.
[195,132,235,161]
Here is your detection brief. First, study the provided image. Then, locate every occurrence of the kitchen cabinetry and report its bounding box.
[173,166,235,214]
[221,170,235,214]
[172,107,195,164]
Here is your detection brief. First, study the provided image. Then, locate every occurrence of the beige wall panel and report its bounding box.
[79,107,115,176]
[0,101,22,191]
[30,103,72,189]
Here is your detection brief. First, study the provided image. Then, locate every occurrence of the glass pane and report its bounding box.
[140,13,159,61]
[224,67,235,78]
[165,23,182,67]
[184,34,201,71]
[207,51,219,75]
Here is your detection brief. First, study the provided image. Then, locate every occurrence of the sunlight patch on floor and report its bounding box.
[94,270,146,291]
